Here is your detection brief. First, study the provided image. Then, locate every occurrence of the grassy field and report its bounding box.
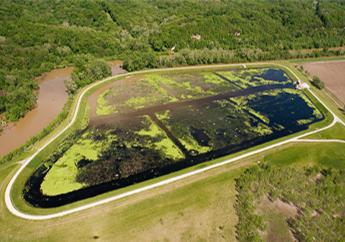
[306,122,345,140]
[291,56,345,64]
[265,142,345,168]
[0,155,248,242]
[1,139,344,241]
[0,61,344,241]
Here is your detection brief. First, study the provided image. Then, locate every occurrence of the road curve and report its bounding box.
[4,63,344,220]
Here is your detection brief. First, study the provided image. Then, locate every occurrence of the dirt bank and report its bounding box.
[108,60,126,76]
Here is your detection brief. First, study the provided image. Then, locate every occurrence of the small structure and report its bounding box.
[62,21,70,27]
[0,35,6,43]
[0,116,6,131]
[191,34,201,40]
[169,45,176,55]
[234,31,241,37]
[296,80,309,89]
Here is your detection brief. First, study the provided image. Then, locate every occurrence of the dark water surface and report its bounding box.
[254,69,289,82]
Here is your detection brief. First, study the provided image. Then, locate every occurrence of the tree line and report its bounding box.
[1,0,345,122]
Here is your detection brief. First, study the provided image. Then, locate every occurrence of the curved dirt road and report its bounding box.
[294,139,345,144]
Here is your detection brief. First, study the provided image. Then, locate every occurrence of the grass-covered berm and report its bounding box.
[24,68,323,207]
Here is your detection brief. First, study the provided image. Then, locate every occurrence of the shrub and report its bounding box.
[311,76,325,90]
[69,59,111,94]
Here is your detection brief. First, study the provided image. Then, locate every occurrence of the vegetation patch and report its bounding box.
[306,123,345,140]
[96,89,116,116]
[218,68,290,89]
[156,101,269,155]
[256,197,298,242]
[66,57,112,95]
[41,131,116,195]
[94,71,241,116]
[235,164,345,242]
[137,115,184,160]
[95,74,177,114]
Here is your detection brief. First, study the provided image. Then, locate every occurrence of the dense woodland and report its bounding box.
[1,0,345,121]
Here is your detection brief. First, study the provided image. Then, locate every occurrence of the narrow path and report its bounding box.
[213,72,244,89]
[90,84,285,125]
[324,89,344,108]
[294,139,345,144]
[149,113,190,158]
[4,62,345,220]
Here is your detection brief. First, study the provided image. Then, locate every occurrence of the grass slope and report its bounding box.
[305,122,345,140]
[1,141,345,241]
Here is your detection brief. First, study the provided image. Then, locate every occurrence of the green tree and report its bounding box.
[311,76,325,90]
[5,86,36,121]
[70,59,111,93]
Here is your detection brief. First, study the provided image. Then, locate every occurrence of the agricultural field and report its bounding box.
[303,61,345,105]
[23,67,323,207]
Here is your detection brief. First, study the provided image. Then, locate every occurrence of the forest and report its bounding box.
[1,0,345,122]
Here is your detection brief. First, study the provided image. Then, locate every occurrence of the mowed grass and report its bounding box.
[0,159,244,242]
[306,122,345,140]
[1,140,345,241]
[264,142,345,168]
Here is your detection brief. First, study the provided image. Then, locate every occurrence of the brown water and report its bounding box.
[0,67,72,157]
[108,60,126,76]
[88,60,127,118]
[0,61,125,157]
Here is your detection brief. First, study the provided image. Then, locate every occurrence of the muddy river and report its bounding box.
[0,61,125,157]
[0,67,72,157]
